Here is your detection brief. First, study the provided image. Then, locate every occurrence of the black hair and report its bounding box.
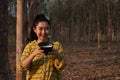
[27,14,50,43]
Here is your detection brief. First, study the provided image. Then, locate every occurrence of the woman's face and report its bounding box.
[33,21,49,42]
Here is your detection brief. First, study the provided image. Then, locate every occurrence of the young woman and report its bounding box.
[19,14,66,80]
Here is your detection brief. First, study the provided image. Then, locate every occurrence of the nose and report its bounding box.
[42,29,45,34]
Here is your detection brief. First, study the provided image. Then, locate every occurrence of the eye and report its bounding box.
[45,27,49,30]
[38,28,42,30]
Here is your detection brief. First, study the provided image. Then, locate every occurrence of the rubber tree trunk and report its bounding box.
[107,0,111,50]
[16,0,23,80]
[97,0,101,49]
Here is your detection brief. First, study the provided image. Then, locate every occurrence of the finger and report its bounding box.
[39,50,44,53]
[37,52,45,55]
[48,52,55,55]
[48,52,52,54]
[38,47,41,50]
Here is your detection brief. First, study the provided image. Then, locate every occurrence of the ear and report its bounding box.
[33,27,36,33]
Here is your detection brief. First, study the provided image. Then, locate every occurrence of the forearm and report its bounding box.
[21,54,35,68]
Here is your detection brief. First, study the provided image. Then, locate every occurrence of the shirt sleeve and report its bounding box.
[54,42,66,71]
[19,44,32,71]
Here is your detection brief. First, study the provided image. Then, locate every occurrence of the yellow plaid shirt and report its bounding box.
[19,40,66,80]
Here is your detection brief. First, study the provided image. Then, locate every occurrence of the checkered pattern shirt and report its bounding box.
[19,40,66,80]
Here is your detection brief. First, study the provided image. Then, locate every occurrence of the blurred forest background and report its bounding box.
[0,0,120,80]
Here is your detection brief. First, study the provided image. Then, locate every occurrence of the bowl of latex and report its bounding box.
[39,42,53,55]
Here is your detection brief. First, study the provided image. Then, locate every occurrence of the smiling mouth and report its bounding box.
[40,35,47,38]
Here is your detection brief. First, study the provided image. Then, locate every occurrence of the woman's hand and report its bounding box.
[48,49,62,66]
[32,48,45,57]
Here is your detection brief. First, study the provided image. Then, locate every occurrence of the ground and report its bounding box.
[63,47,120,80]
[8,45,120,80]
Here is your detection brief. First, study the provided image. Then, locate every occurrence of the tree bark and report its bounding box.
[107,0,111,50]
[97,0,101,49]
[16,0,23,80]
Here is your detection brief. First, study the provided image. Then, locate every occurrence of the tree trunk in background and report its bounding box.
[0,0,11,79]
[107,0,111,50]
[97,0,100,49]
[116,17,119,42]
[14,0,120,54]
[87,11,91,46]
[16,0,23,80]
[23,0,28,45]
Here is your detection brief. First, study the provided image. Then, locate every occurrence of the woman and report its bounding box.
[19,14,66,80]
